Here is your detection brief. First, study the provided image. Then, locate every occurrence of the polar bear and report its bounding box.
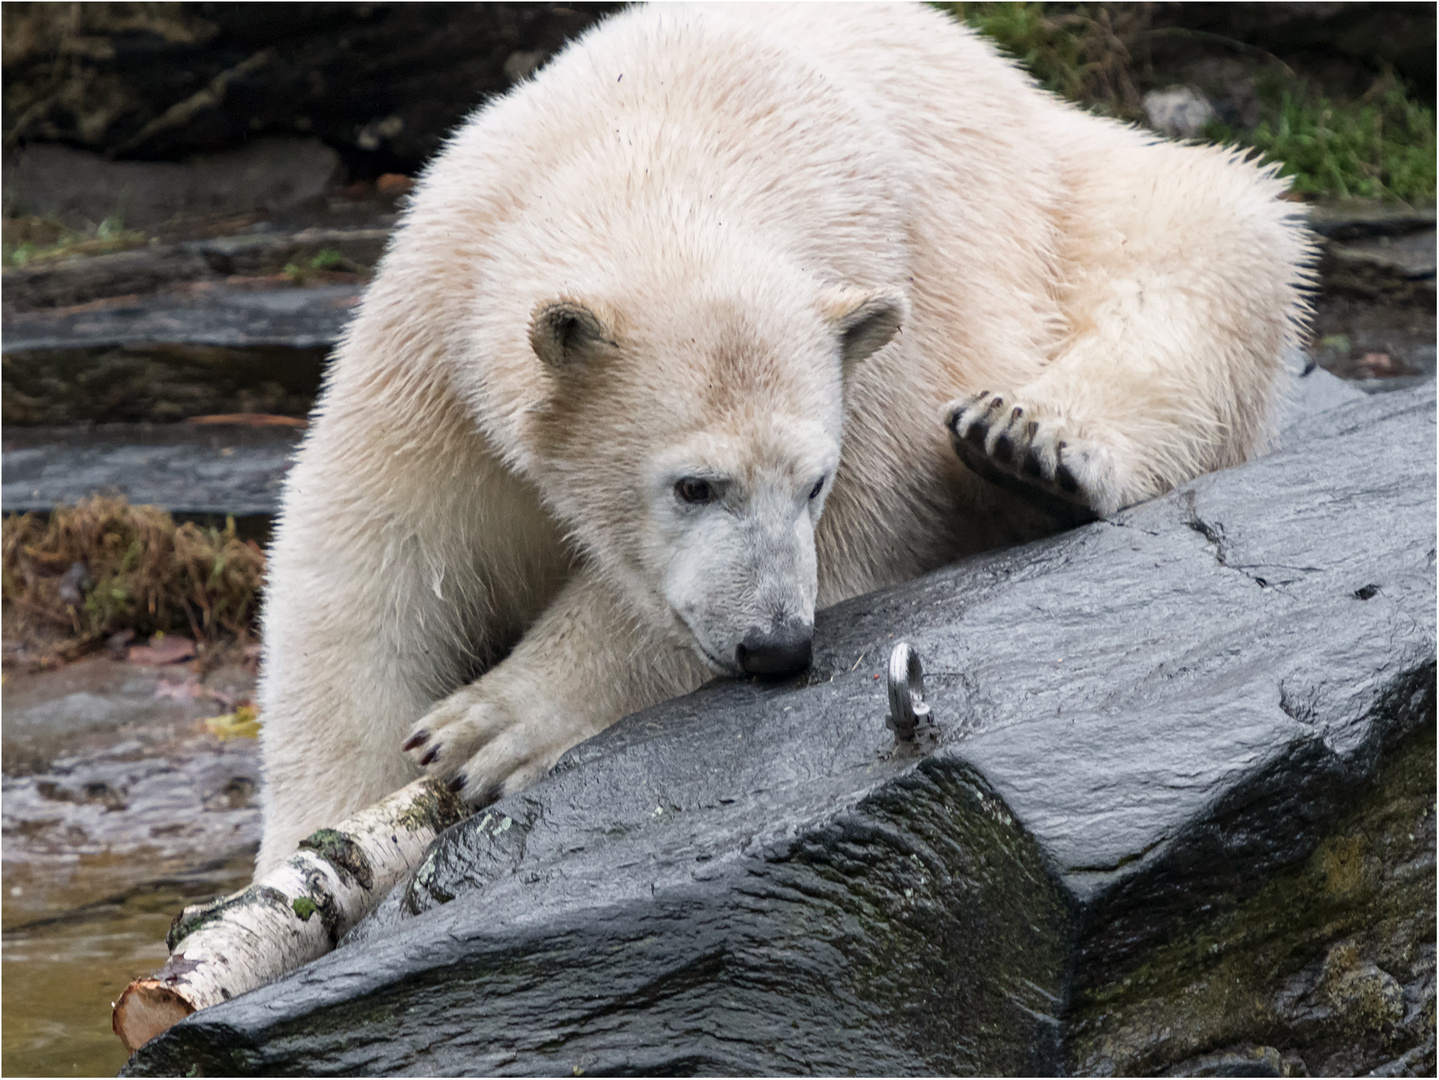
[255,2,1310,875]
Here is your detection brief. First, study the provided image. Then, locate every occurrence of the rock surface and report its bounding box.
[2,423,302,515]
[1147,3,1437,99]
[1,282,360,353]
[122,377,1436,1076]
[1,343,328,427]
[2,654,262,924]
[1,223,388,312]
[2,139,342,234]
[3,3,617,174]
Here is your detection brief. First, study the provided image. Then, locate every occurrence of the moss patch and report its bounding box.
[298,829,374,891]
[1067,722,1437,1076]
[394,781,471,836]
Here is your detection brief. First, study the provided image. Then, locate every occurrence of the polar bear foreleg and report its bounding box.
[255,421,570,875]
[401,565,711,805]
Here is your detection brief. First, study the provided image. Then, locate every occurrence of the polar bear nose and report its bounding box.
[735,621,813,676]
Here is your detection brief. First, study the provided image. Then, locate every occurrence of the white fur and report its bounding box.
[255,2,1312,875]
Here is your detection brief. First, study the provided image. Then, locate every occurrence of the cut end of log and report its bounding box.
[113,979,196,1055]
[115,775,476,1058]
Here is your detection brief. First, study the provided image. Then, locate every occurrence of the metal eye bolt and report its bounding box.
[886,641,934,742]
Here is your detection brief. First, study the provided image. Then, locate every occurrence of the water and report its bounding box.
[3,868,250,1077]
[2,655,262,1076]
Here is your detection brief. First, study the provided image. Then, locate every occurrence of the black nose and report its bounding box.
[735,622,813,676]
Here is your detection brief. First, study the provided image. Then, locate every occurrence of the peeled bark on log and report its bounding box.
[112,778,469,1055]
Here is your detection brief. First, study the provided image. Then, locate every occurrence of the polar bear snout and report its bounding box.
[735,618,814,677]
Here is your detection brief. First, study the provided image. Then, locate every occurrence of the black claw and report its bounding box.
[447,774,467,793]
[988,396,1004,411]
[1025,420,1038,440]
[402,730,429,752]
[419,744,441,767]
[992,433,1013,463]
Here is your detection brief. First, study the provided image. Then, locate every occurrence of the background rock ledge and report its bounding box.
[124,380,1436,1077]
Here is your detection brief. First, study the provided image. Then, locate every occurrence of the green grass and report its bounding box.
[940,1,1142,113]
[1,214,147,269]
[938,1,1436,203]
[1207,76,1436,202]
[283,248,361,283]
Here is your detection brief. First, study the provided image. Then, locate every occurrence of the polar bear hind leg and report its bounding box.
[948,135,1312,518]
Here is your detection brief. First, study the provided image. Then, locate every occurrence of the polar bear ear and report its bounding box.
[823,289,908,369]
[529,300,617,369]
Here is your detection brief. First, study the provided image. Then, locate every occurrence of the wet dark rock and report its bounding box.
[1,282,359,353]
[3,4,618,175]
[1148,4,1437,100]
[1308,204,1437,244]
[1165,1044,1286,1077]
[2,225,388,312]
[2,422,302,515]
[2,246,212,316]
[1,138,341,234]
[1306,203,1437,308]
[122,378,1435,1075]
[1306,203,1437,395]
[1,343,326,426]
[1323,232,1437,306]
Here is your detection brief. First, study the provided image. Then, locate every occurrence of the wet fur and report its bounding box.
[256,2,1312,875]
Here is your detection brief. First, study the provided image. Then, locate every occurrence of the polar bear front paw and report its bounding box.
[946,391,1119,520]
[401,682,563,806]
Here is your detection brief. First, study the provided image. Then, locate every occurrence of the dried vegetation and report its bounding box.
[2,496,264,662]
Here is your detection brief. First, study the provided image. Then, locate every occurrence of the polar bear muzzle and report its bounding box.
[735,618,814,677]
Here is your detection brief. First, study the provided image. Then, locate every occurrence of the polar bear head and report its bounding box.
[512,272,906,678]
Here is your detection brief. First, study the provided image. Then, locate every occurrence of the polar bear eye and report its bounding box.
[809,478,825,500]
[675,478,719,505]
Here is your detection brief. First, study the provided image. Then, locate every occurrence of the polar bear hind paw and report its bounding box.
[946,391,1113,523]
[402,684,556,806]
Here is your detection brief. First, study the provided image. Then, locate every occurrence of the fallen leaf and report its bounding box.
[376,172,414,197]
[155,676,203,702]
[204,704,261,740]
[1358,351,1395,376]
[129,635,196,666]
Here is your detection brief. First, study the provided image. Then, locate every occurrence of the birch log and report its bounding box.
[112,777,470,1055]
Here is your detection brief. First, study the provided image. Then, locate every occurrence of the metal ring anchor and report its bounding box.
[886,642,934,741]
